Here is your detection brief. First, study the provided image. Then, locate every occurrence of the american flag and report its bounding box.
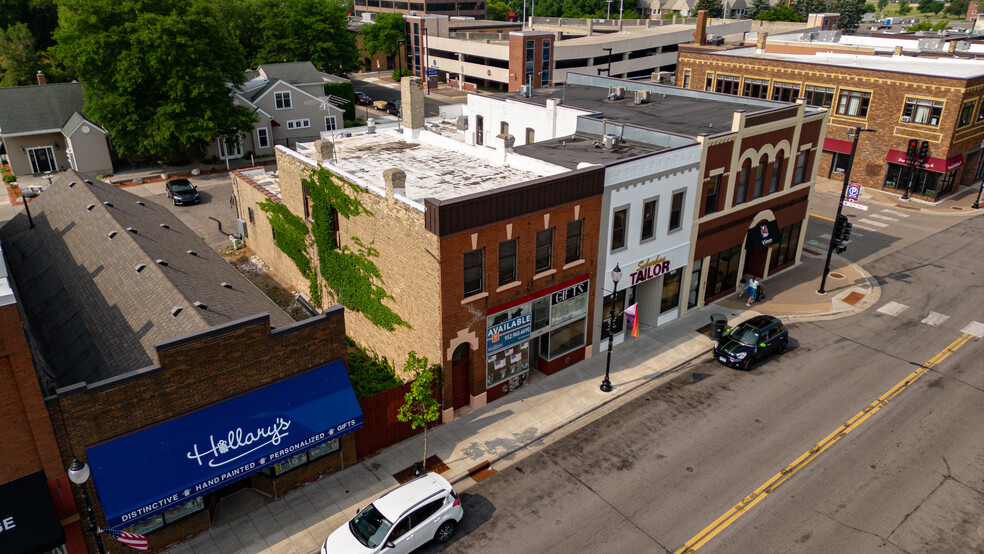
[98,528,150,551]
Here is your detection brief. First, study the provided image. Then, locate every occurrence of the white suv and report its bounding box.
[322,473,463,553]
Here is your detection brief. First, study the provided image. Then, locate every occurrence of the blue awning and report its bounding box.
[86,360,363,529]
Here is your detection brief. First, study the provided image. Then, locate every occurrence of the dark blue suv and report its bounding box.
[714,315,788,370]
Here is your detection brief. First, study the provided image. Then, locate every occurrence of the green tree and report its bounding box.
[747,0,772,19]
[832,0,863,29]
[0,23,39,87]
[945,0,968,15]
[54,0,256,159]
[861,2,876,13]
[907,20,933,30]
[917,0,934,11]
[1,0,57,50]
[877,0,888,12]
[361,13,405,62]
[794,0,824,19]
[758,5,805,20]
[932,19,949,30]
[897,1,912,15]
[215,0,264,66]
[533,0,564,16]
[253,0,359,75]
[397,352,442,472]
[487,0,510,19]
[693,0,724,18]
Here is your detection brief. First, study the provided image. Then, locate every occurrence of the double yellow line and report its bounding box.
[676,333,974,553]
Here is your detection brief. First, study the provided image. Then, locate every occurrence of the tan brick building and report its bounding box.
[676,33,984,201]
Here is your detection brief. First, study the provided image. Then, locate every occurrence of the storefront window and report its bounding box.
[487,302,531,329]
[532,296,551,334]
[263,451,309,476]
[769,222,801,270]
[688,260,702,309]
[487,342,529,386]
[308,438,341,460]
[163,496,205,524]
[546,318,586,359]
[127,514,164,535]
[704,245,740,300]
[550,291,587,326]
[660,268,682,314]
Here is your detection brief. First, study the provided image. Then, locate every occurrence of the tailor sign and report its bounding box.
[85,360,363,529]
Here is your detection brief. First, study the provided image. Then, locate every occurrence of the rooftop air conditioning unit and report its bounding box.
[607,86,626,100]
[634,90,651,104]
[707,35,725,46]
[603,134,618,149]
[520,84,532,97]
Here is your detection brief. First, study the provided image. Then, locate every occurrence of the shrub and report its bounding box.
[324,81,356,122]
[346,341,403,398]
[3,174,16,184]
[391,68,413,82]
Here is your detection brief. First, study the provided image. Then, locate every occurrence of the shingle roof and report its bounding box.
[0,171,296,387]
[0,82,86,135]
[257,62,348,84]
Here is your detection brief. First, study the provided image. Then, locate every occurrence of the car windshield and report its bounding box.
[728,324,761,345]
[349,504,392,548]
[170,181,194,193]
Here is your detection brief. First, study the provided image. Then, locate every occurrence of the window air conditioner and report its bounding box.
[900,116,911,123]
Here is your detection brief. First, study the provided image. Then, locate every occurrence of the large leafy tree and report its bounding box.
[0,23,39,86]
[758,5,805,20]
[897,1,912,15]
[794,0,824,20]
[253,0,359,75]
[747,0,772,19]
[487,0,511,19]
[215,0,264,66]
[945,0,968,16]
[361,13,405,60]
[54,0,255,158]
[694,0,724,18]
[831,0,862,29]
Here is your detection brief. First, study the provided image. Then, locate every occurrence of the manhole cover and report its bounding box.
[952,206,964,211]
[843,291,865,305]
[829,272,845,279]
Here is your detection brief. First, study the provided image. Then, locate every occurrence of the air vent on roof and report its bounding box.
[800,32,819,41]
[108,231,117,239]
[193,301,208,310]
[103,202,113,207]
[817,31,841,42]
[918,38,944,51]
[171,306,182,317]
[68,182,76,188]
[634,90,651,104]
[156,259,168,266]
[84,180,93,185]
[221,282,233,289]
[127,227,137,234]
[187,250,198,256]
[956,41,971,51]
[603,134,618,150]
[135,264,147,273]
[607,85,626,100]
[160,223,170,229]
[87,204,95,211]
[136,201,145,206]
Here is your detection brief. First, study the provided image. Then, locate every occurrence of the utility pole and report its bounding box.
[819,125,876,295]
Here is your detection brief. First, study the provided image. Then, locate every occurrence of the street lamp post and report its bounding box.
[68,458,106,554]
[972,179,984,209]
[819,126,876,294]
[600,264,622,393]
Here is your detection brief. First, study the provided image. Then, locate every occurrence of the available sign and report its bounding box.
[486,313,532,355]
[85,360,363,529]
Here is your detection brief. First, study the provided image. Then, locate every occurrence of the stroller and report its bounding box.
[756,283,766,301]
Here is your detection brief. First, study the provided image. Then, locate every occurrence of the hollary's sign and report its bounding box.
[486,313,532,355]
[85,360,363,529]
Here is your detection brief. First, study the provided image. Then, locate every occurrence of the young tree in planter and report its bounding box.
[397,352,442,474]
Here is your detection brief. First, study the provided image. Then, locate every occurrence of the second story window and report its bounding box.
[565,219,583,263]
[704,175,720,216]
[803,85,835,108]
[500,121,509,135]
[753,159,767,199]
[959,100,975,127]
[793,150,810,185]
[772,81,801,103]
[770,155,784,193]
[715,74,740,95]
[526,128,535,144]
[683,69,691,89]
[902,97,943,126]
[641,199,657,240]
[275,91,292,110]
[463,248,484,297]
[498,239,518,286]
[611,209,627,251]
[742,78,769,99]
[535,228,553,273]
[669,191,685,231]
[735,162,750,205]
[836,89,871,118]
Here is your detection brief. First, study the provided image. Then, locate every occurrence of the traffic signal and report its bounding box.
[918,140,930,161]
[834,214,852,253]
[906,139,919,162]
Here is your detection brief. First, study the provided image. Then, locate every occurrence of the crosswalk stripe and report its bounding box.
[881,209,910,218]
[921,312,950,326]
[869,214,899,222]
[858,218,889,227]
[961,321,984,338]
[877,301,909,316]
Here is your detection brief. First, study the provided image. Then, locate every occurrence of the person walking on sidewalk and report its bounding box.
[746,277,759,307]
[736,278,747,299]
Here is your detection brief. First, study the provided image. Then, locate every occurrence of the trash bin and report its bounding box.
[708,313,728,340]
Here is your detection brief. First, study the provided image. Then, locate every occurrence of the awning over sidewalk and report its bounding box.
[0,472,65,554]
[823,137,854,155]
[86,360,363,529]
[885,150,964,173]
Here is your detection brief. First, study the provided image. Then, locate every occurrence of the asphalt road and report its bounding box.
[425,215,983,553]
[352,76,464,120]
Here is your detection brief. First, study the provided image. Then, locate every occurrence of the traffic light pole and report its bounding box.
[819,126,875,295]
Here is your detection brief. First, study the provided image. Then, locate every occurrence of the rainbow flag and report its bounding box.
[624,303,639,339]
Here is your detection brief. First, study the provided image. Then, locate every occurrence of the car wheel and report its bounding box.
[740,358,752,371]
[777,338,788,353]
[434,520,457,544]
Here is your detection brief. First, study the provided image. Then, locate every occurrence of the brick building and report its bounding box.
[676,31,984,201]
[0,173,362,552]
[233,77,604,419]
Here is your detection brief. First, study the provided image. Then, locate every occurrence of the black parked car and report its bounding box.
[165,178,200,206]
[714,315,788,370]
[383,100,401,115]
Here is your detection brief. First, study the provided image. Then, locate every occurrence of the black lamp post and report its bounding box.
[397,39,405,79]
[600,263,622,393]
[68,458,107,554]
[22,188,39,229]
[972,180,983,209]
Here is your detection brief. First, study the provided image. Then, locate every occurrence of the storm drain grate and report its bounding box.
[468,460,497,483]
[803,247,822,256]
[695,323,712,336]
[842,291,865,306]
[393,455,450,484]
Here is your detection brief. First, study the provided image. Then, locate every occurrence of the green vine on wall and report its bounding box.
[263,166,410,331]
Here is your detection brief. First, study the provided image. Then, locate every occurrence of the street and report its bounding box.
[352,74,465,120]
[426,215,984,553]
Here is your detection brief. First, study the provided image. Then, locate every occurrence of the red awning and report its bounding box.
[885,150,963,173]
[823,137,854,155]
[270,119,281,127]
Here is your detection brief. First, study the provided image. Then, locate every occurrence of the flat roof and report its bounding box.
[515,132,667,169]
[718,46,984,79]
[495,84,791,137]
[309,130,560,201]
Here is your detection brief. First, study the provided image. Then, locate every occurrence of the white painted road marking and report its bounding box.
[961,321,984,338]
[921,312,950,326]
[858,219,889,227]
[877,301,909,317]
[869,214,900,222]
[881,209,910,218]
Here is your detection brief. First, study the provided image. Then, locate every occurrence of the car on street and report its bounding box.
[355,92,372,105]
[164,178,200,206]
[713,314,788,370]
[383,100,401,115]
[321,472,463,554]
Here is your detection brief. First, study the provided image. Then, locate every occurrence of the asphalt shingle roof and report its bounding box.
[0,171,295,388]
[258,62,333,85]
[0,82,86,135]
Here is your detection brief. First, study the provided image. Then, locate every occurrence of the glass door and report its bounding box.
[28,146,56,173]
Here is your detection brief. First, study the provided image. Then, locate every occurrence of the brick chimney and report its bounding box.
[36,71,46,85]
[694,10,708,46]
[383,168,406,201]
[893,46,903,56]
[400,76,425,132]
[756,32,769,53]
